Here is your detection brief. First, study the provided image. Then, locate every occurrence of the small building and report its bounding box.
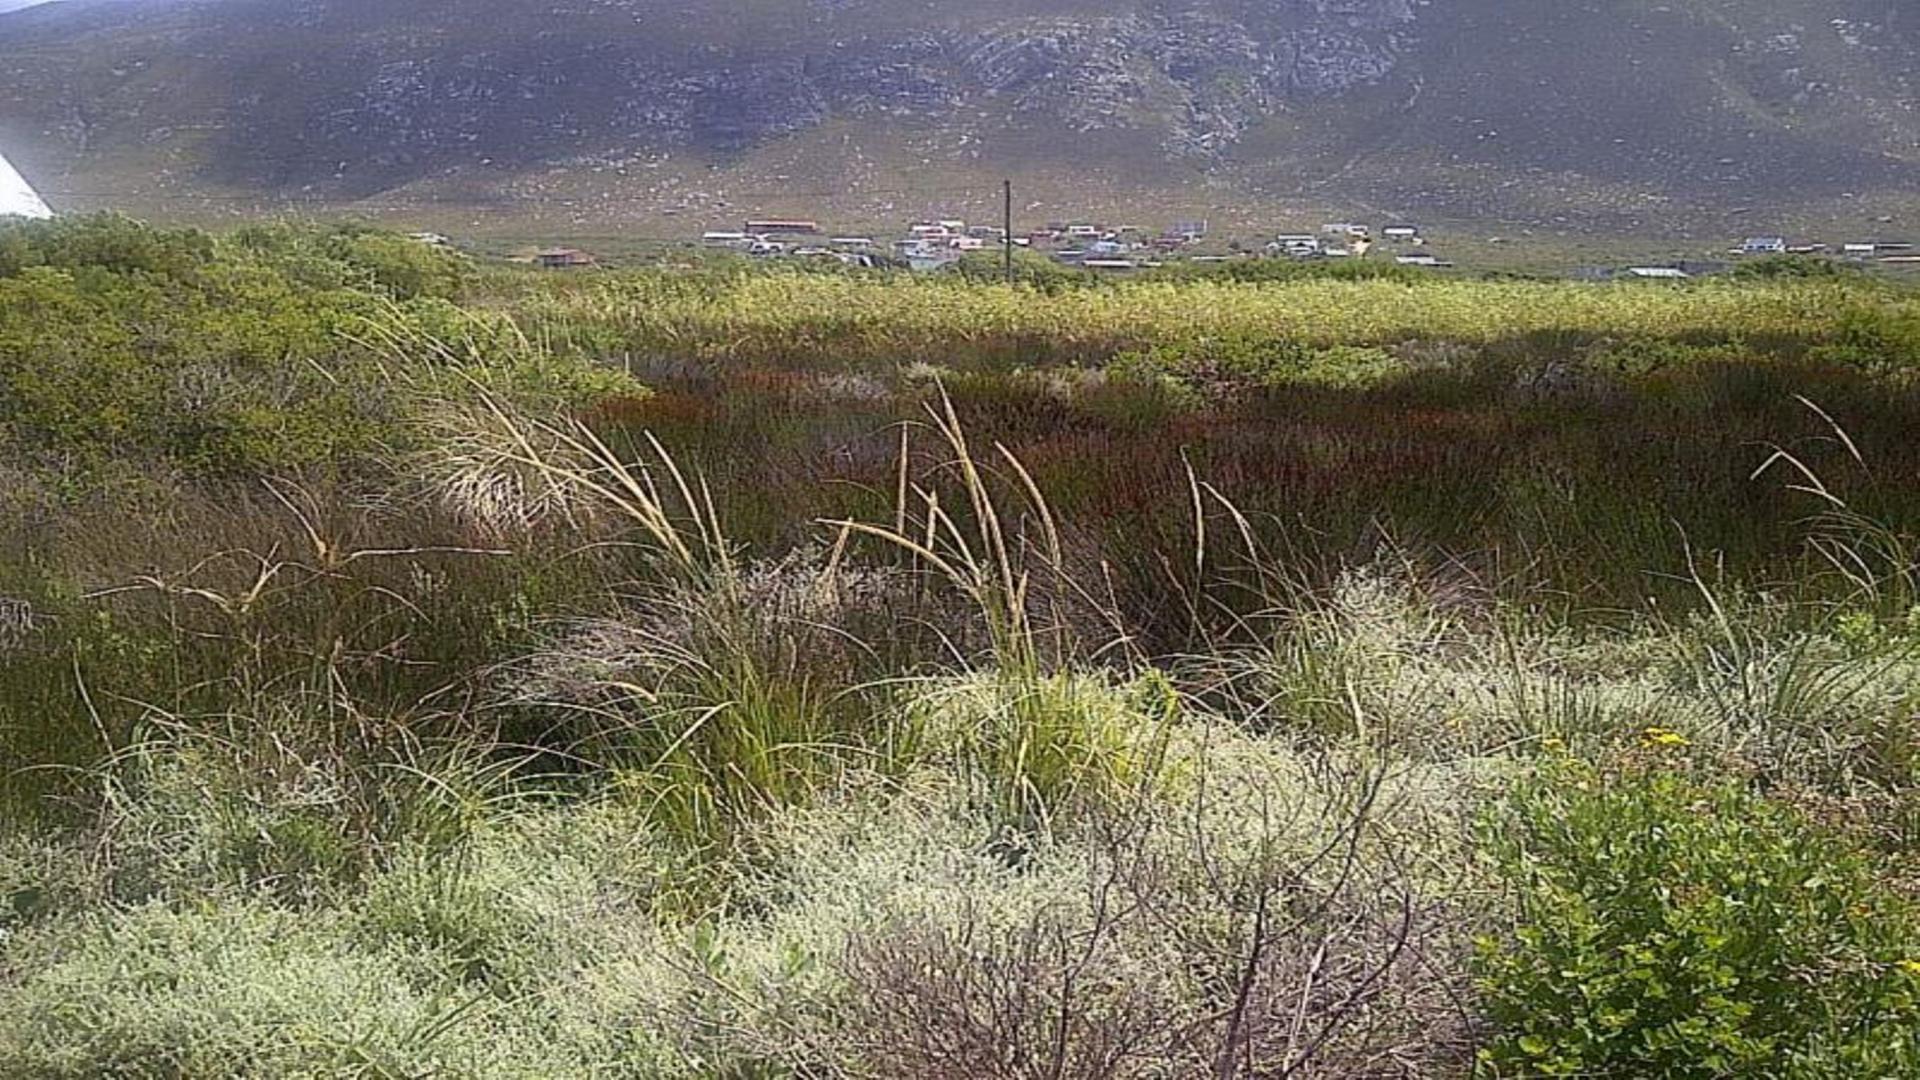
[1842,243,1878,257]
[1082,258,1138,272]
[745,219,821,236]
[906,247,960,273]
[1170,219,1209,241]
[703,231,751,247]
[1065,224,1101,239]
[828,236,876,251]
[1382,225,1421,242]
[408,231,452,247]
[1273,234,1322,257]
[1740,236,1788,255]
[536,248,597,269]
[1395,253,1450,267]
[1624,266,1690,280]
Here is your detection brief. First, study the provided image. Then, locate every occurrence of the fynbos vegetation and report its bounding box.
[3,217,1919,1077]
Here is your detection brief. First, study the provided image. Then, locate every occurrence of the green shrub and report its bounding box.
[1149,255,1428,285]
[1585,338,1748,378]
[1112,333,1402,394]
[951,248,1090,290]
[0,217,633,477]
[1476,759,1920,1078]
[0,213,215,280]
[1729,255,1866,282]
[231,221,471,301]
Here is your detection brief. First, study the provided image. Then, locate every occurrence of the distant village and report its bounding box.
[485,217,1920,280]
[682,217,1429,273]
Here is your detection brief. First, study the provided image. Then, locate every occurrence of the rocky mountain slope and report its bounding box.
[0,0,1915,231]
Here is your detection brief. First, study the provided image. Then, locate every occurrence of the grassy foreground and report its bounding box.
[2,217,1920,1077]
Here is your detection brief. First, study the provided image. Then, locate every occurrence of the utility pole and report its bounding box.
[1002,178,1014,286]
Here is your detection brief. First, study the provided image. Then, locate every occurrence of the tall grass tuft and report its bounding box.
[829,390,1174,834]
[457,392,907,863]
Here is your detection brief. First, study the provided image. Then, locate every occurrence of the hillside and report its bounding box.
[0,0,1916,234]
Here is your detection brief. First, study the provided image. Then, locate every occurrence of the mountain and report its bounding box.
[0,0,1916,235]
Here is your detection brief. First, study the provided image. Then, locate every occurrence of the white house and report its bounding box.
[0,150,52,219]
[1624,266,1689,280]
[1382,225,1420,241]
[1741,236,1788,255]
[1273,234,1322,257]
[903,240,960,272]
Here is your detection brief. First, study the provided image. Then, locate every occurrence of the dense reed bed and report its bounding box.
[503,265,1920,370]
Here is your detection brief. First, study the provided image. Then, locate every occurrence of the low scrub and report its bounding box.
[4,219,1920,1076]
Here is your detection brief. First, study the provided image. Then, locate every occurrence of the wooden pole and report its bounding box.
[1003,179,1014,285]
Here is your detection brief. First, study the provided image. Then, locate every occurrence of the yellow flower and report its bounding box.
[1640,726,1691,749]
[1900,959,1920,977]
[1540,737,1567,754]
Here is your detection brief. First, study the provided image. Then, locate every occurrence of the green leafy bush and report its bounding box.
[951,247,1090,290]
[0,212,215,279]
[1476,760,1920,1078]
[1148,255,1429,285]
[1729,255,1866,282]
[0,216,630,476]
[1111,333,1401,393]
[230,221,471,301]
